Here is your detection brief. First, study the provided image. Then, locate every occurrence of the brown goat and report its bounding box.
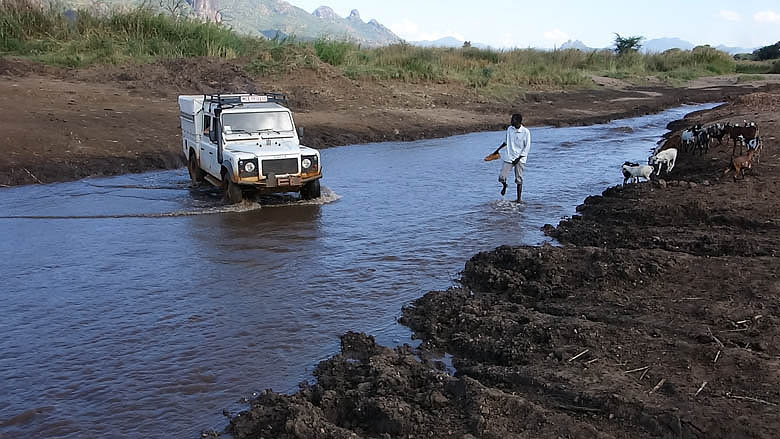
[724,148,757,181]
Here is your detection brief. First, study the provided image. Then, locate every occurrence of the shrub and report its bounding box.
[313,38,354,66]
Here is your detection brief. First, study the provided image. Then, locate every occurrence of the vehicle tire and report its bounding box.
[301,180,321,200]
[223,177,244,204]
[188,153,205,186]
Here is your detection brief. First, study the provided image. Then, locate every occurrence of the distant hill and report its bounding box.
[714,44,756,55]
[561,37,755,55]
[222,0,401,46]
[65,0,401,46]
[641,37,694,53]
[560,40,600,51]
[411,37,490,49]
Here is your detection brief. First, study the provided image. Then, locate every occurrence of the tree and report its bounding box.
[159,0,190,17]
[613,33,643,55]
[752,41,780,61]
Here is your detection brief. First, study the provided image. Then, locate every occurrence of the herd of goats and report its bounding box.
[622,121,764,184]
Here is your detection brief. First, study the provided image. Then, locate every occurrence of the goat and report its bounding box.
[622,163,653,184]
[747,137,764,164]
[708,123,727,145]
[732,133,763,158]
[648,148,677,175]
[724,148,758,181]
[695,129,710,155]
[728,123,759,151]
[681,127,698,153]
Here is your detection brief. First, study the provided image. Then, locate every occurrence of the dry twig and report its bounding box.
[726,393,777,406]
[625,365,650,374]
[568,349,589,362]
[556,404,603,413]
[694,381,708,397]
[22,168,43,184]
[707,326,725,349]
[714,350,721,364]
[585,358,600,365]
[640,367,650,381]
[649,378,666,394]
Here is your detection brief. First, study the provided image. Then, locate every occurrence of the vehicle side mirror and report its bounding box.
[297,126,304,140]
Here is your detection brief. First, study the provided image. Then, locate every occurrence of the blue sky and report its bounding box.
[289,0,779,49]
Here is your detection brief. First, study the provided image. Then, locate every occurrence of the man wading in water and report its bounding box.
[485,113,531,202]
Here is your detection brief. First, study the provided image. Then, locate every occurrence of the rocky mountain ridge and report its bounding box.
[215,0,401,45]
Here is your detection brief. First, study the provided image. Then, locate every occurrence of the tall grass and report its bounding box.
[1,0,745,89]
[0,0,262,66]
[311,41,739,90]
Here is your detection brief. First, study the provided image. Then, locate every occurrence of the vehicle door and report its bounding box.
[199,114,219,176]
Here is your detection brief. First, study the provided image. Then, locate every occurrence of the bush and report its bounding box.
[753,41,780,61]
[313,38,354,66]
[735,61,774,74]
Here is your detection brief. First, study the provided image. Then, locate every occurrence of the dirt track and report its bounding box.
[224,88,780,438]
[1,56,779,186]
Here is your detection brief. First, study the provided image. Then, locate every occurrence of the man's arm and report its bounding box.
[492,142,507,156]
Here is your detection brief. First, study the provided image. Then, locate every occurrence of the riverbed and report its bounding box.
[0,103,717,438]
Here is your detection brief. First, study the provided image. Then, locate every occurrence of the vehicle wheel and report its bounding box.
[301,180,321,200]
[188,153,205,185]
[223,177,243,204]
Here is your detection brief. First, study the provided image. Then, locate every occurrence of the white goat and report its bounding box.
[649,148,678,175]
[622,163,654,184]
[681,129,695,152]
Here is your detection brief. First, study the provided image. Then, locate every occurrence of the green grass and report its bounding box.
[1,0,751,92]
[737,74,766,83]
[735,60,776,74]
[0,0,297,68]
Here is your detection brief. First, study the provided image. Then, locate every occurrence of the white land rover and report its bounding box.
[178,93,322,203]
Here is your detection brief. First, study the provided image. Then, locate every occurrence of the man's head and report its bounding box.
[510,113,523,128]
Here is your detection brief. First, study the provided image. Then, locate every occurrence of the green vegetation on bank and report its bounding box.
[2,0,778,91]
[0,0,268,66]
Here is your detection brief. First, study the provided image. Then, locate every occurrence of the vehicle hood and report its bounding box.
[224,138,300,156]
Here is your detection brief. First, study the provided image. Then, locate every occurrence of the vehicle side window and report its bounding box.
[203,115,211,135]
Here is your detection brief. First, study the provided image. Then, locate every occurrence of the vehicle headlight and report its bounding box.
[301,158,312,169]
[238,158,259,178]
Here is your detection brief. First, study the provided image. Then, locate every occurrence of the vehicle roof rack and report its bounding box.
[202,92,289,108]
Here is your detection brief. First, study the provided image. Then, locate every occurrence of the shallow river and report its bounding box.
[0,104,716,438]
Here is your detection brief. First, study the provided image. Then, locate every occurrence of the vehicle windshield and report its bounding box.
[222,111,294,135]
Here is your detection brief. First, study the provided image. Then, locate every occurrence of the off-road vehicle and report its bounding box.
[178,93,322,203]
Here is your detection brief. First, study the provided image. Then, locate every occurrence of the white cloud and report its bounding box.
[390,18,420,38]
[389,18,465,42]
[754,10,780,23]
[718,10,741,21]
[543,28,569,46]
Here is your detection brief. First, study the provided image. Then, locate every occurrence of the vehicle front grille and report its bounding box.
[261,158,298,176]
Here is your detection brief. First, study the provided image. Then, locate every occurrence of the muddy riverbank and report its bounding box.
[225,89,780,437]
[1,56,779,186]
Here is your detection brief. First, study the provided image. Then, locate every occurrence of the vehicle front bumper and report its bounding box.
[236,171,322,189]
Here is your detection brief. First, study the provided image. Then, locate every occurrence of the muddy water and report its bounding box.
[0,104,716,438]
